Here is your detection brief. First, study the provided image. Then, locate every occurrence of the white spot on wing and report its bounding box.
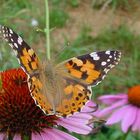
[3,34,6,37]
[108,64,114,68]
[11,38,14,42]
[9,29,13,34]
[107,59,110,62]
[101,61,107,66]
[90,52,100,60]
[14,43,18,48]
[2,30,5,33]
[105,51,110,55]
[18,36,23,45]
[104,68,109,73]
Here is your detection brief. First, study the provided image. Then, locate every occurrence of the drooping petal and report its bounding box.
[96,99,128,117]
[13,134,21,140]
[121,105,137,133]
[98,94,128,105]
[82,100,97,113]
[56,101,96,135]
[69,113,92,123]
[41,128,78,140]
[57,116,92,135]
[132,108,140,132]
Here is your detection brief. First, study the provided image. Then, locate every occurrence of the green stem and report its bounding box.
[45,0,51,60]
[122,130,129,140]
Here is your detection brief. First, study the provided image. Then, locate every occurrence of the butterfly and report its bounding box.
[0,25,121,117]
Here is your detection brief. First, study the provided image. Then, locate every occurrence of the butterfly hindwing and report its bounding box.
[65,51,121,86]
[28,74,54,115]
[55,79,92,117]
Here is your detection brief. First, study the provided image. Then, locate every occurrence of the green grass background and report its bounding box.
[0,0,140,140]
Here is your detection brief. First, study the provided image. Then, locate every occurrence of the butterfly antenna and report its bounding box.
[54,41,71,60]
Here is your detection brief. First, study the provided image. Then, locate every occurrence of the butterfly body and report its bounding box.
[0,25,121,117]
[31,59,91,116]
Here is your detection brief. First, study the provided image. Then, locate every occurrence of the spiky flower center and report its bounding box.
[128,85,140,107]
[0,68,58,137]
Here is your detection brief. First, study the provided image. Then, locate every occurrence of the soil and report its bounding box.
[51,1,140,48]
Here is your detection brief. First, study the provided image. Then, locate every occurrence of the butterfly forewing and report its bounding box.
[0,25,39,75]
[0,25,53,115]
[56,51,121,117]
[65,51,121,86]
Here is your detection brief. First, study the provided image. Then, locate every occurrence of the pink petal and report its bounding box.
[98,94,127,105]
[82,100,97,112]
[106,106,128,125]
[96,99,128,117]
[68,112,92,123]
[132,108,140,132]
[121,105,137,133]
[57,117,92,134]
[0,133,5,139]
[13,134,21,140]
[41,128,78,140]
[32,132,43,140]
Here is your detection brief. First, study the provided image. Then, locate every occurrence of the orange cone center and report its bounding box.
[128,85,140,107]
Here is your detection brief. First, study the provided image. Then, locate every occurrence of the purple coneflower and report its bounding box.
[0,68,96,140]
[96,85,140,133]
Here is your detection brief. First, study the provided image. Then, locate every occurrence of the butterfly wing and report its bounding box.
[65,51,121,86]
[54,78,92,117]
[0,25,121,118]
[0,25,54,115]
[0,25,39,75]
[54,51,121,117]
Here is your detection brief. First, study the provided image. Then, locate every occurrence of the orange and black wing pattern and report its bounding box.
[65,51,121,86]
[0,25,39,75]
[0,25,121,118]
[0,25,53,115]
[58,51,121,117]
[55,78,92,117]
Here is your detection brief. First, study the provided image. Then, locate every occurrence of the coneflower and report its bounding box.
[96,85,140,133]
[0,68,96,140]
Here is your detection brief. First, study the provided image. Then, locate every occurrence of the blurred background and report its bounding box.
[0,0,140,139]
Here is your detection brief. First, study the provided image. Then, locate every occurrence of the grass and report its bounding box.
[50,9,69,28]
[0,1,140,140]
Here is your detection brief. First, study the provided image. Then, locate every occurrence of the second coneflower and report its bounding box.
[96,85,140,133]
[0,68,97,140]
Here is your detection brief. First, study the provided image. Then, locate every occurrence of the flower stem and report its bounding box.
[45,0,51,60]
[122,130,129,140]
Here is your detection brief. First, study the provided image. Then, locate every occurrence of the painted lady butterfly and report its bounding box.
[0,25,121,117]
